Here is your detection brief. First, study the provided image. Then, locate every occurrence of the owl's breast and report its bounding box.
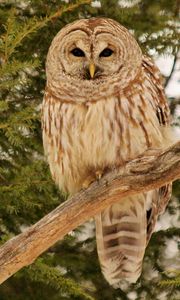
[42,93,169,194]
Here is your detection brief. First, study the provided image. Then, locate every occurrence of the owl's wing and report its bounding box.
[142,55,172,244]
[95,56,173,287]
[142,55,170,126]
[146,184,172,244]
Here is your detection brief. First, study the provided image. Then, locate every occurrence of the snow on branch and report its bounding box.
[0,141,180,284]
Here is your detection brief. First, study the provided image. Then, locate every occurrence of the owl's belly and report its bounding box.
[43,96,169,194]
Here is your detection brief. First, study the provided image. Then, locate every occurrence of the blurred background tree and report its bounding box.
[0,0,179,299]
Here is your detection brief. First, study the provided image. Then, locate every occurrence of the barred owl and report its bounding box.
[42,18,175,287]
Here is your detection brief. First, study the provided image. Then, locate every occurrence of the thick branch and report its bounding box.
[0,141,180,284]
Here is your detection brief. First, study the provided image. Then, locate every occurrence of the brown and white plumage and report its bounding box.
[42,18,175,287]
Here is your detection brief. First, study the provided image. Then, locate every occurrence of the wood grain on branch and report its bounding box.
[0,141,180,284]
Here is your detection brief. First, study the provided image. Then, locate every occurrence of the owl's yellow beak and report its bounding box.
[89,62,95,78]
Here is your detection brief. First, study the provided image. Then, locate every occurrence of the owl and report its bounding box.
[42,18,175,287]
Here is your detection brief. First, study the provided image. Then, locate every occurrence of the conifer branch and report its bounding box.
[158,270,180,288]
[22,259,95,300]
[0,141,179,284]
[0,110,40,130]
[0,0,92,62]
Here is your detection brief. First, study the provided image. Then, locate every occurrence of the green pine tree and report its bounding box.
[0,1,179,299]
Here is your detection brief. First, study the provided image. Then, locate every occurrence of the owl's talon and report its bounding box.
[82,171,103,189]
[95,170,103,180]
[82,175,96,189]
[104,179,109,187]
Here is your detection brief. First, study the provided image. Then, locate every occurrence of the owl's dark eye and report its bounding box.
[99,48,114,57]
[71,48,85,57]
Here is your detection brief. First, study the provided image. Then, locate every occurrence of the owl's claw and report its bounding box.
[95,170,103,180]
[82,170,104,190]
[82,175,96,189]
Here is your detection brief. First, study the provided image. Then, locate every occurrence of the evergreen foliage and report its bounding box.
[0,1,179,299]
[159,270,180,288]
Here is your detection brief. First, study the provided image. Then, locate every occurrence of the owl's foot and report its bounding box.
[82,175,96,189]
[82,170,104,189]
[95,170,103,180]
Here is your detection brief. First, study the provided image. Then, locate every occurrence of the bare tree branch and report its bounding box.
[0,141,180,285]
[164,50,179,88]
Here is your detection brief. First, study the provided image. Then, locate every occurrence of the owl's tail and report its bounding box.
[95,194,148,288]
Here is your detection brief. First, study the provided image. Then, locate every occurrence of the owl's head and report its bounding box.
[46,18,142,97]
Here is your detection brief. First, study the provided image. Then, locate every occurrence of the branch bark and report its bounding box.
[0,141,180,284]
